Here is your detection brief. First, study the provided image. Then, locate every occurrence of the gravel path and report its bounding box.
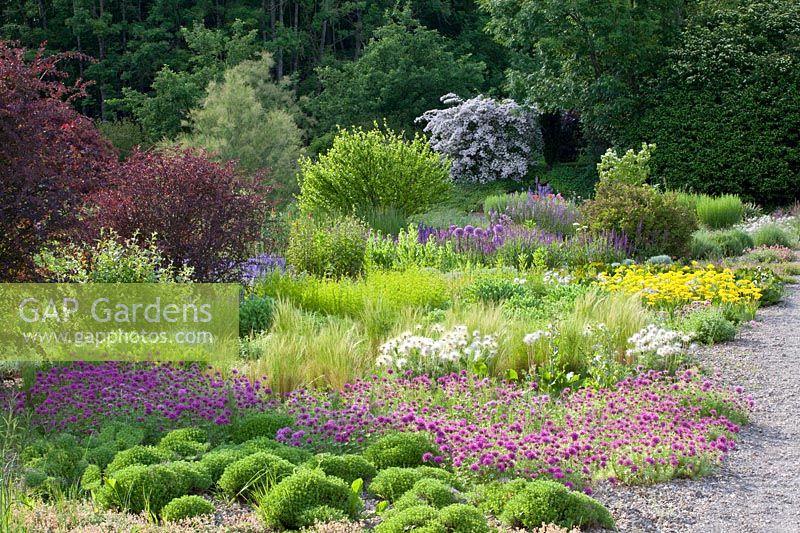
[594,284,800,532]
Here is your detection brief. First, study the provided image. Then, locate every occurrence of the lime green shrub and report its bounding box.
[231,412,294,444]
[298,125,450,218]
[97,464,185,514]
[367,467,459,502]
[217,452,294,499]
[364,432,439,470]
[469,479,529,515]
[84,444,116,469]
[308,453,378,484]
[21,434,88,497]
[257,469,363,529]
[158,428,208,458]
[285,214,368,278]
[695,194,744,229]
[753,224,792,247]
[80,464,102,491]
[161,495,215,522]
[166,460,213,492]
[436,504,490,533]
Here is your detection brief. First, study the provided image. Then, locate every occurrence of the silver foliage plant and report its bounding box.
[417,93,543,184]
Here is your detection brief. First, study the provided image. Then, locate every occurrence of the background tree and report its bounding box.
[480,0,687,149]
[625,0,800,206]
[183,53,305,204]
[309,9,486,150]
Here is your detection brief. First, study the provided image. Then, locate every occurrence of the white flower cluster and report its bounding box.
[377,324,498,370]
[523,329,553,345]
[735,214,796,234]
[543,270,574,285]
[626,325,694,359]
[417,94,543,184]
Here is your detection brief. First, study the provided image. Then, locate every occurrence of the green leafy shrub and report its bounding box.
[436,504,490,533]
[80,464,103,491]
[97,464,183,514]
[308,453,378,484]
[217,452,294,499]
[368,467,459,502]
[230,412,294,444]
[695,194,744,229]
[497,480,615,530]
[743,245,796,264]
[682,308,737,345]
[298,505,348,526]
[257,469,363,529]
[374,505,439,533]
[35,228,194,283]
[468,479,529,516]
[84,444,116,469]
[393,479,457,511]
[158,428,209,458]
[752,224,792,248]
[239,437,313,465]
[106,445,174,474]
[362,206,409,235]
[20,434,87,495]
[240,295,275,337]
[161,495,215,522]
[199,447,250,482]
[465,276,527,303]
[285,214,368,278]
[166,460,213,492]
[364,432,439,470]
[581,145,696,257]
[690,231,723,259]
[298,125,451,218]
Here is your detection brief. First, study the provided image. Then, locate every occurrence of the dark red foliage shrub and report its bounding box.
[87,148,268,280]
[0,41,118,280]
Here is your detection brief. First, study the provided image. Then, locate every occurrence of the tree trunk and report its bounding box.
[292,1,299,74]
[276,0,284,79]
[37,0,47,30]
[319,18,327,63]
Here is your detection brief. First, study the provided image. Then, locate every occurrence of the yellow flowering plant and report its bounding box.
[596,263,762,312]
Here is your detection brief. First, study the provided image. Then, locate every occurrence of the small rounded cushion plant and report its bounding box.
[230,412,294,443]
[166,460,213,492]
[80,464,102,491]
[105,445,173,474]
[158,428,209,458]
[217,452,294,499]
[393,479,457,511]
[199,447,250,482]
[436,504,490,533]
[257,468,363,529]
[368,467,459,502]
[161,495,215,522]
[307,453,378,484]
[498,480,615,530]
[297,125,451,218]
[364,432,439,469]
[97,464,182,514]
[374,505,440,533]
[240,437,313,465]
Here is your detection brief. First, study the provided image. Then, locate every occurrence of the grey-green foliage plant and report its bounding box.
[34,229,194,283]
[298,124,451,219]
[681,307,737,345]
[183,53,305,204]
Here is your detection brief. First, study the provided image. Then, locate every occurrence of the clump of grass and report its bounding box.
[695,194,744,229]
[361,206,407,236]
[690,229,753,258]
[241,301,371,394]
[752,223,793,248]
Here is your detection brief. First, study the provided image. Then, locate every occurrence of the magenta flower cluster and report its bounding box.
[283,370,751,489]
[21,362,276,432]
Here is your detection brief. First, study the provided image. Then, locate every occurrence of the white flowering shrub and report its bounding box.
[416,94,542,184]
[377,324,498,376]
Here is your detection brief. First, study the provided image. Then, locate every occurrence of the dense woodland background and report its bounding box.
[2,0,799,205]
